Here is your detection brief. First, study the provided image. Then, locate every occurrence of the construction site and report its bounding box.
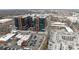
[0,9,79,50]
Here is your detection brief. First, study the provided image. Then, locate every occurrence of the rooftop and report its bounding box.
[50,22,73,32]
[0,33,15,41]
[0,19,13,23]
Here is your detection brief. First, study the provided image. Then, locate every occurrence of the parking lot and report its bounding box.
[27,34,44,50]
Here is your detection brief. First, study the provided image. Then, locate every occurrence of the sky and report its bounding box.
[0,0,78,9]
